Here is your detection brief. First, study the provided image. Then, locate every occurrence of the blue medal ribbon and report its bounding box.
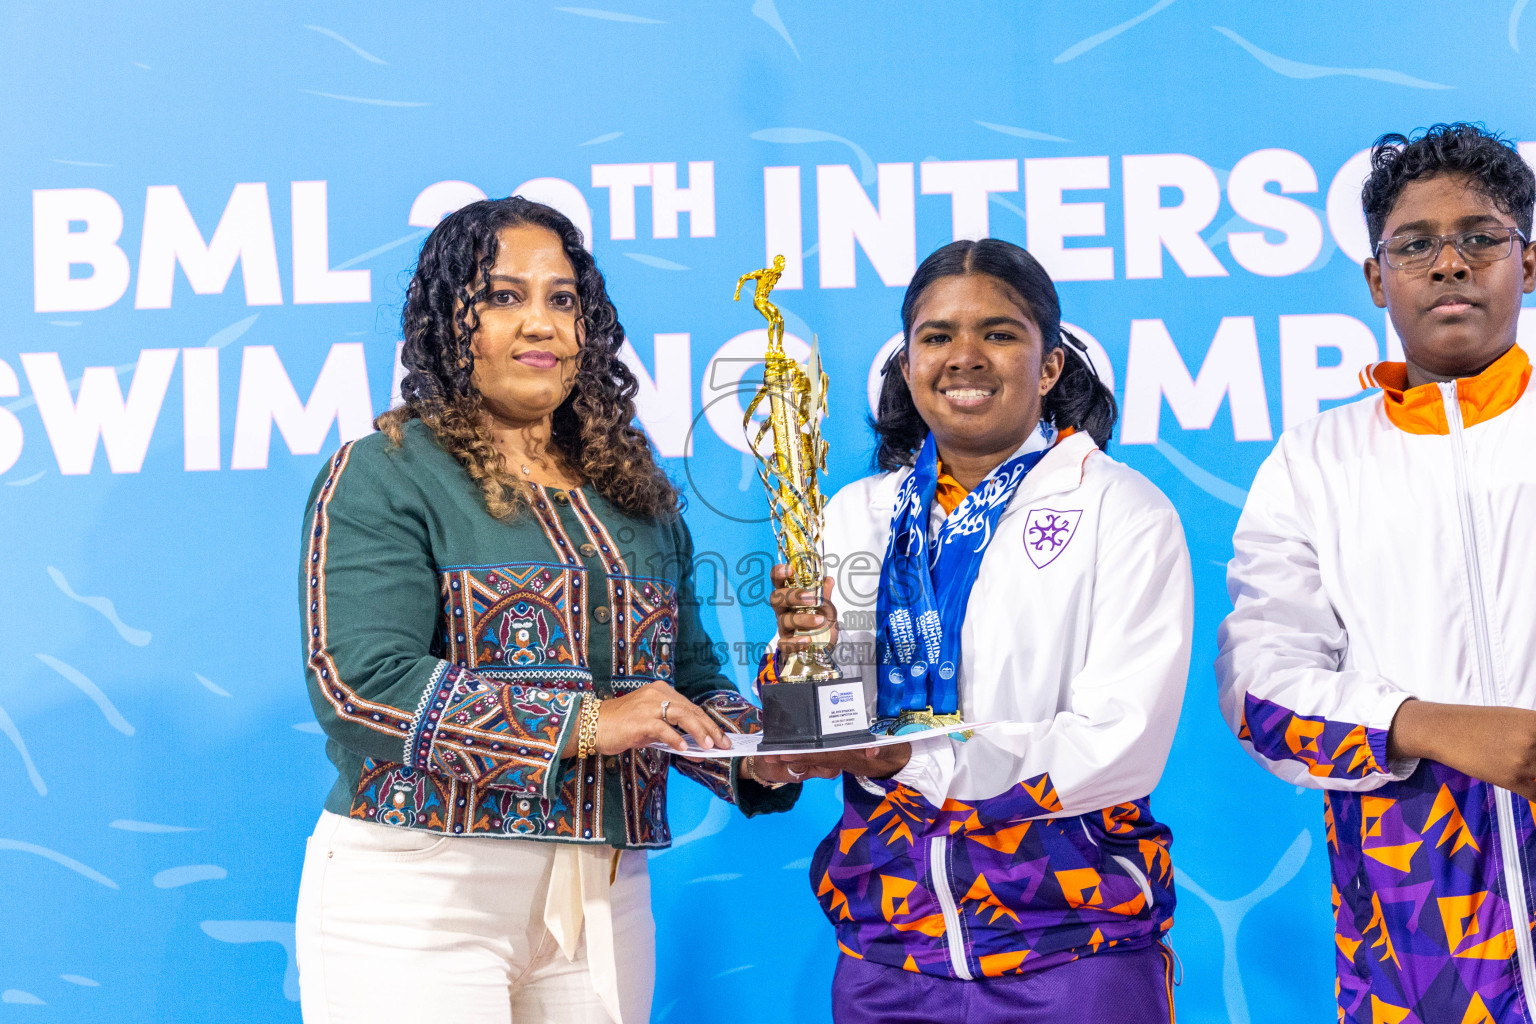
[874,430,1047,719]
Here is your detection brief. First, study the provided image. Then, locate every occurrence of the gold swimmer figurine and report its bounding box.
[733,254,787,350]
[734,255,835,683]
[731,256,875,750]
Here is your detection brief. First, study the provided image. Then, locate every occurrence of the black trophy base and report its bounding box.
[758,677,877,751]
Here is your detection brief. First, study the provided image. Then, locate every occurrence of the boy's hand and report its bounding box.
[1389,700,1536,799]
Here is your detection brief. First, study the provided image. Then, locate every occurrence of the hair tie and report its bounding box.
[1057,328,1104,383]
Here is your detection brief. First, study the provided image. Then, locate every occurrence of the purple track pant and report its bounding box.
[830,944,1176,1024]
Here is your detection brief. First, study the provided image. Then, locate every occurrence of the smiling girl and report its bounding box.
[757,239,1193,1022]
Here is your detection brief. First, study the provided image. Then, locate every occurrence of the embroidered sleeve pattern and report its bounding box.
[697,690,763,734]
[305,443,419,739]
[1241,693,1389,781]
[669,690,766,803]
[406,662,581,800]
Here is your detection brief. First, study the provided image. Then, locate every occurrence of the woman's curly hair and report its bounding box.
[376,196,679,520]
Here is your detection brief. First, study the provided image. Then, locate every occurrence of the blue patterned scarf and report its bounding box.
[874,430,1048,718]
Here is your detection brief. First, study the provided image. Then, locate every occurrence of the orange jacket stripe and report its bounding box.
[1360,344,1531,435]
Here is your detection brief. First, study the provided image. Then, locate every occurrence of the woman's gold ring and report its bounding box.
[659,700,672,724]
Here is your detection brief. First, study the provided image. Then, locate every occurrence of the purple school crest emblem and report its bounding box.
[1023,509,1083,568]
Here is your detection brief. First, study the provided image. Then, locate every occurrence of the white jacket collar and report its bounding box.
[1013,430,1097,505]
[865,428,1098,513]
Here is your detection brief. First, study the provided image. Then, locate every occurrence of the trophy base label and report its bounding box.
[759,677,876,751]
[817,680,870,735]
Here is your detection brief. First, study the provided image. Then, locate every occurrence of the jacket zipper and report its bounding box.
[1442,381,1536,997]
[928,835,973,980]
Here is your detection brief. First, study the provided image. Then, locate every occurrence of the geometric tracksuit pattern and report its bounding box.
[1243,697,1531,1023]
[1243,695,1394,782]
[812,772,1176,980]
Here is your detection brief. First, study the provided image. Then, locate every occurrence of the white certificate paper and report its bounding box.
[648,721,991,759]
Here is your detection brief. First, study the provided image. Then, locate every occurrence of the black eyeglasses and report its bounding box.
[1375,226,1529,270]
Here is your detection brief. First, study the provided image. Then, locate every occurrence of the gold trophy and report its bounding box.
[734,257,874,750]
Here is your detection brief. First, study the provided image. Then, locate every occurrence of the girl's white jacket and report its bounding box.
[822,429,1193,815]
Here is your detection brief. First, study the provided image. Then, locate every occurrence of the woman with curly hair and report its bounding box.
[293,196,797,1024]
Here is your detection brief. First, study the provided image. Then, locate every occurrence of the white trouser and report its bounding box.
[295,811,654,1024]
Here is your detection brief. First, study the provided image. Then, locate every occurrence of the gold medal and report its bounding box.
[893,707,971,740]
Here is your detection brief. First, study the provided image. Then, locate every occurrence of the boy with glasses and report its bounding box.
[1217,122,1536,1023]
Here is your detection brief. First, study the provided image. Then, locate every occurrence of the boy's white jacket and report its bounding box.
[1215,346,1536,787]
[1213,345,1536,1022]
[821,429,1193,815]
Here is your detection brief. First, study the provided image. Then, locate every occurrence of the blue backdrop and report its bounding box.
[4,2,1533,1020]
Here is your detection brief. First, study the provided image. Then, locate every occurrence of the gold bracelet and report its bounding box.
[577,696,603,759]
[579,697,599,758]
[742,755,788,790]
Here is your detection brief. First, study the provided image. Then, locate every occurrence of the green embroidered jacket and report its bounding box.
[299,419,796,847]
